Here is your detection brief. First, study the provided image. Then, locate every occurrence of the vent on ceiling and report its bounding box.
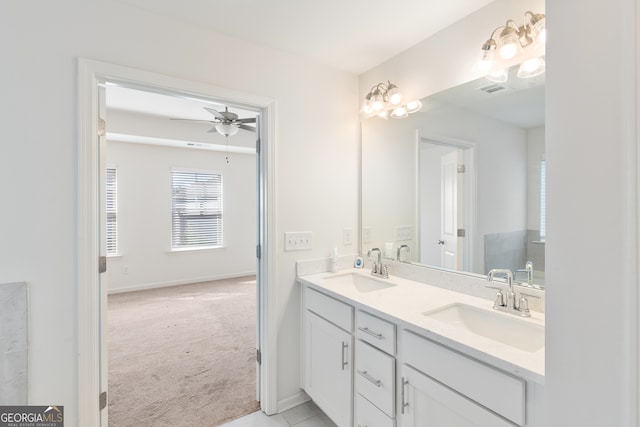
[479,83,507,94]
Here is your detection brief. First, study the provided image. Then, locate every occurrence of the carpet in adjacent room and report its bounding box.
[107,276,260,426]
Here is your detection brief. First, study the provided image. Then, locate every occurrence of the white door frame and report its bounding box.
[77,58,278,426]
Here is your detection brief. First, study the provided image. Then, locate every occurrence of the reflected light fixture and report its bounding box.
[361,81,422,119]
[479,11,546,82]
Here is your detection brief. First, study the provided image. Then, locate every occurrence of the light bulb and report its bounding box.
[499,26,520,59]
[387,85,402,105]
[371,92,384,111]
[517,57,545,78]
[391,106,408,119]
[486,68,508,83]
[405,100,422,114]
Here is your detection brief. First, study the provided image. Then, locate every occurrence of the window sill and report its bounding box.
[107,253,123,259]
[168,246,225,254]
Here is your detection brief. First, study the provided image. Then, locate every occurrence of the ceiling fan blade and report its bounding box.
[203,107,225,120]
[238,124,256,132]
[236,117,256,124]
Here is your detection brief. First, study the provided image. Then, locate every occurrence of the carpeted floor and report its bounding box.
[107,276,260,427]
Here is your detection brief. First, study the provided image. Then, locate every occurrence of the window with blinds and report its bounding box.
[171,170,223,249]
[106,167,118,255]
[539,159,546,240]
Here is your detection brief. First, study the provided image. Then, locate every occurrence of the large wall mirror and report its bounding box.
[361,66,546,287]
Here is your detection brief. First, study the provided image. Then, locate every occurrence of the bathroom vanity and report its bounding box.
[298,268,544,427]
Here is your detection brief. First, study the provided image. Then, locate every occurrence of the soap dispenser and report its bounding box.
[330,248,338,273]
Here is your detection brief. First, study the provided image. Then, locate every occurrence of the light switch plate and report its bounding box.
[343,227,353,245]
[285,232,313,251]
[395,225,413,242]
[363,227,373,244]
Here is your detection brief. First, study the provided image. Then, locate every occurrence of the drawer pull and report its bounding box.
[357,370,382,387]
[358,326,384,340]
[341,342,348,370]
[401,377,409,414]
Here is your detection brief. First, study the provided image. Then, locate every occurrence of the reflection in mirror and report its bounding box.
[361,66,545,287]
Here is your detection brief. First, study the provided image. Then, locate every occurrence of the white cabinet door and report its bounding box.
[305,311,353,427]
[400,365,515,427]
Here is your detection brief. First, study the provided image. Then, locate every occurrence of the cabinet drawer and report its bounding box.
[306,287,353,332]
[355,340,395,417]
[355,393,394,427]
[356,310,396,355]
[402,330,525,425]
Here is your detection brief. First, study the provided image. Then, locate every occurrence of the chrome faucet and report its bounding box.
[397,244,410,263]
[516,261,534,287]
[367,248,389,278]
[486,268,530,317]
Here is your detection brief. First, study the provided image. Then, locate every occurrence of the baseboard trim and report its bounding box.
[277,390,311,413]
[108,271,256,294]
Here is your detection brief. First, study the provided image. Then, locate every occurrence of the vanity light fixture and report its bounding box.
[479,11,546,82]
[361,81,422,119]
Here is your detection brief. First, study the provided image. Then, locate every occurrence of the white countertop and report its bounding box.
[297,268,545,384]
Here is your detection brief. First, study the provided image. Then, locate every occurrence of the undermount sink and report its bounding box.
[423,303,544,353]
[324,272,397,293]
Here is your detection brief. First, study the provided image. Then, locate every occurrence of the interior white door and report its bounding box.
[97,83,109,427]
[440,150,461,270]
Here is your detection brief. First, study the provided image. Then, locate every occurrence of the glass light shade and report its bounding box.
[371,92,384,111]
[499,28,520,59]
[215,123,239,136]
[361,99,375,117]
[390,105,408,119]
[486,68,508,83]
[377,110,390,120]
[405,100,423,114]
[517,56,545,78]
[387,86,402,105]
[478,49,495,72]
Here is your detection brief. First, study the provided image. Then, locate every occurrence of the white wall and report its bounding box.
[106,140,256,293]
[545,0,638,425]
[0,1,359,423]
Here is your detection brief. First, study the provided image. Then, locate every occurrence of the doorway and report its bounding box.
[417,138,475,272]
[102,83,260,425]
[77,59,277,426]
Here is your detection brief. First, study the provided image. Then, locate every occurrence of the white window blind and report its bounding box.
[539,159,546,240]
[171,170,223,249]
[106,167,118,255]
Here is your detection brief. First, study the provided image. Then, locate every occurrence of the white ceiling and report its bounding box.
[115,0,495,75]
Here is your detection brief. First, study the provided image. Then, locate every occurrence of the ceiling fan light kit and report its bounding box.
[171,106,256,137]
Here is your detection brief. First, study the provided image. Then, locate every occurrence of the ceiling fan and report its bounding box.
[172,106,256,137]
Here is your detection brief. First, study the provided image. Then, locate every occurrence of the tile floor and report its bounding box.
[220,401,336,427]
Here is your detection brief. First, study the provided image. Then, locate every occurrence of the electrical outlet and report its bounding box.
[343,227,353,245]
[284,232,313,251]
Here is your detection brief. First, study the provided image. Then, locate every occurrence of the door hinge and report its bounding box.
[99,391,107,410]
[457,164,466,173]
[256,244,262,259]
[98,118,106,137]
[256,349,262,365]
[457,228,466,237]
[99,256,107,273]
